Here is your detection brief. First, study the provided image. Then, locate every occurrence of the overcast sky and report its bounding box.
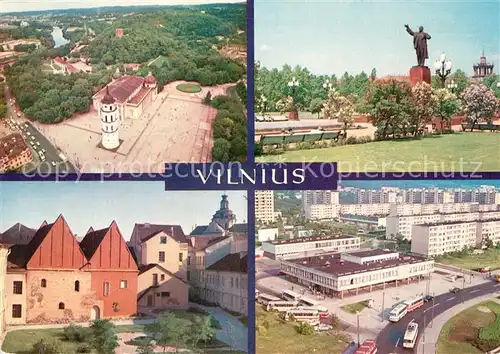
[0,0,244,13]
[0,182,247,239]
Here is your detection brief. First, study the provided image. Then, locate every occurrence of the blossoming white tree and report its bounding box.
[461,83,498,131]
[410,82,438,136]
[323,89,355,138]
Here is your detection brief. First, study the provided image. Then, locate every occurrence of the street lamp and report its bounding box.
[447,80,458,93]
[287,77,300,120]
[434,53,453,88]
[259,94,268,120]
[323,79,333,92]
[356,311,360,347]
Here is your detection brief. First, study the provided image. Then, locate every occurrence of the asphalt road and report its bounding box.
[3,87,77,174]
[376,280,500,353]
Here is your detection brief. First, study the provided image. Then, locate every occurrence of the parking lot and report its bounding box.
[256,258,492,334]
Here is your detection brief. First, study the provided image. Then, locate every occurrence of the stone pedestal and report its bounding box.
[288,110,299,121]
[409,66,431,86]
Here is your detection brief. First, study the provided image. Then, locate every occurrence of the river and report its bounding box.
[51,26,70,48]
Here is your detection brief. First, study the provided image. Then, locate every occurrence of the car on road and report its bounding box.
[51,161,56,167]
[29,141,35,146]
[24,124,28,128]
[36,142,40,146]
[314,323,333,332]
[41,148,46,153]
[17,113,21,117]
[423,295,434,302]
[450,287,461,293]
[480,267,490,273]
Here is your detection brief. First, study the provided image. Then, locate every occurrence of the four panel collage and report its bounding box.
[0,0,499,354]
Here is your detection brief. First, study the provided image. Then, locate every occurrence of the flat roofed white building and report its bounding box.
[411,220,480,257]
[262,234,360,260]
[280,250,434,298]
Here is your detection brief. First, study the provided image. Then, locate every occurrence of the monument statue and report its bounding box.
[405,24,431,66]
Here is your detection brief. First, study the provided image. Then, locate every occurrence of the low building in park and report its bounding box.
[280,250,434,298]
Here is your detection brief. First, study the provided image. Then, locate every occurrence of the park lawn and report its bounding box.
[436,248,500,271]
[256,306,349,354]
[436,301,500,354]
[257,132,500,172]
[340,300,370,314]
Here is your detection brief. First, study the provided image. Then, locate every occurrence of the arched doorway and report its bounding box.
[91,305,100,320]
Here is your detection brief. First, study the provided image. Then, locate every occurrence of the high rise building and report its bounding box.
[255,190,275,223]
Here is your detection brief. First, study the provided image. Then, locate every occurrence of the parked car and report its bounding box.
[315,323,333,332]
[450,287,461,293]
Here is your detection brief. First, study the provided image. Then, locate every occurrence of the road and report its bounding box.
[3,85,77,174]
[376,280,500,353]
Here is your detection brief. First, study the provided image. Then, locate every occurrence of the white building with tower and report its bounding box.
[100,87,120,150]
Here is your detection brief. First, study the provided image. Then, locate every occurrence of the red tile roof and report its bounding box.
[128,87,151,105]
[54,56,66,65]
[103,75,145,103]
[0,133,29,161]
[66,64,77,73]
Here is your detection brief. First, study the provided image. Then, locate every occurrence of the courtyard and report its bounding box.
[33,81,233,173]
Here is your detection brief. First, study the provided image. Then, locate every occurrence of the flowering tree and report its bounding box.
[275,95,294,114]
[434,88,461,131]
[410,82,437,136]
[461,83,498,131]
[365,79,413,139]
[323,89,355,137]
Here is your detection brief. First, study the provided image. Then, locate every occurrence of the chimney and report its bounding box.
[170,226,174,236]
[191,237,195,247]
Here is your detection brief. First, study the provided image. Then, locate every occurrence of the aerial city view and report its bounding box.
[254,0,500,172]
[0,182,248,353]
[0,1,247,173]
[254,181,500,354]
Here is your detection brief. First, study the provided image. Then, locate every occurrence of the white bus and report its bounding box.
[298,297,329,318]
[282,308,320,325]
[257,293,280,306]
[255,289,260,300]
[281,289,302,302]
[389,303,408,322]
[266,301,299,312]
[403,320,419,349]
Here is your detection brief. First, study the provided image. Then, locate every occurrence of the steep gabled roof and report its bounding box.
[0,222,37,245]
[134,223,186,244]
[79,221,137,270]
[138,263,187,283]
[206,253,248,273]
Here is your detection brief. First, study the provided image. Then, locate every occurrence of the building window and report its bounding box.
[160,274,165,281]
[41,279,47,288]
[161,292,170,297]
[75,280,80,292]
[103,281,110,296]
[13,281,23,294]
[160,236,167,244]
[120,280,128,289]
[156,293,161,297]
[179,253,183,262]
[12,305,22,318]
[187,256,191,265]
[59,302,65,310]
[159,251,165,262]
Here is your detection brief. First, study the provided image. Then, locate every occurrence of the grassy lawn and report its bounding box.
[256,306,350,354]
[257,132,500,172]
[436,300,500,354]
[436,248,500,271]
[176,83,202,93]
[340,300,370,314]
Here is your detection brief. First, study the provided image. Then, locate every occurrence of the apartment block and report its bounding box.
[255,190,275,223]
[262,234,360,260]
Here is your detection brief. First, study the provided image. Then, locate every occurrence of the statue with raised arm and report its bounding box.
[405,24,431,66]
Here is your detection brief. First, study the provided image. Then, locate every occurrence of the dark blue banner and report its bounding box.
[163,162,338,190]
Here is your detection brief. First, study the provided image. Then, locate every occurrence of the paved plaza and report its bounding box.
[34,81,233,173]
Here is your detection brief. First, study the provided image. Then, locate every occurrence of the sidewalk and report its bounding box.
[415,295,500,354]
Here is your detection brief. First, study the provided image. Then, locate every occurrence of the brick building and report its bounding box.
[4,215,138,324]
[0,133,32,173]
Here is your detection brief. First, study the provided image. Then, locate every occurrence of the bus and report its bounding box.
[266,301,299,312]
[355,339,378,354]
[255,289,260,300]
[281,289,302,302]
[282,308,320,324]
[298,297,329,318]
[403,320,419,349]
[404,295,424,312]
[389,303,408,322]
[257,293,280,306]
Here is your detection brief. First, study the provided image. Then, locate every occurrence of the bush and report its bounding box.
[76,343,93,353]
[31,339,67,354]
[345,136,358,145]
[296,322,315,335]
[63,324,90,342]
